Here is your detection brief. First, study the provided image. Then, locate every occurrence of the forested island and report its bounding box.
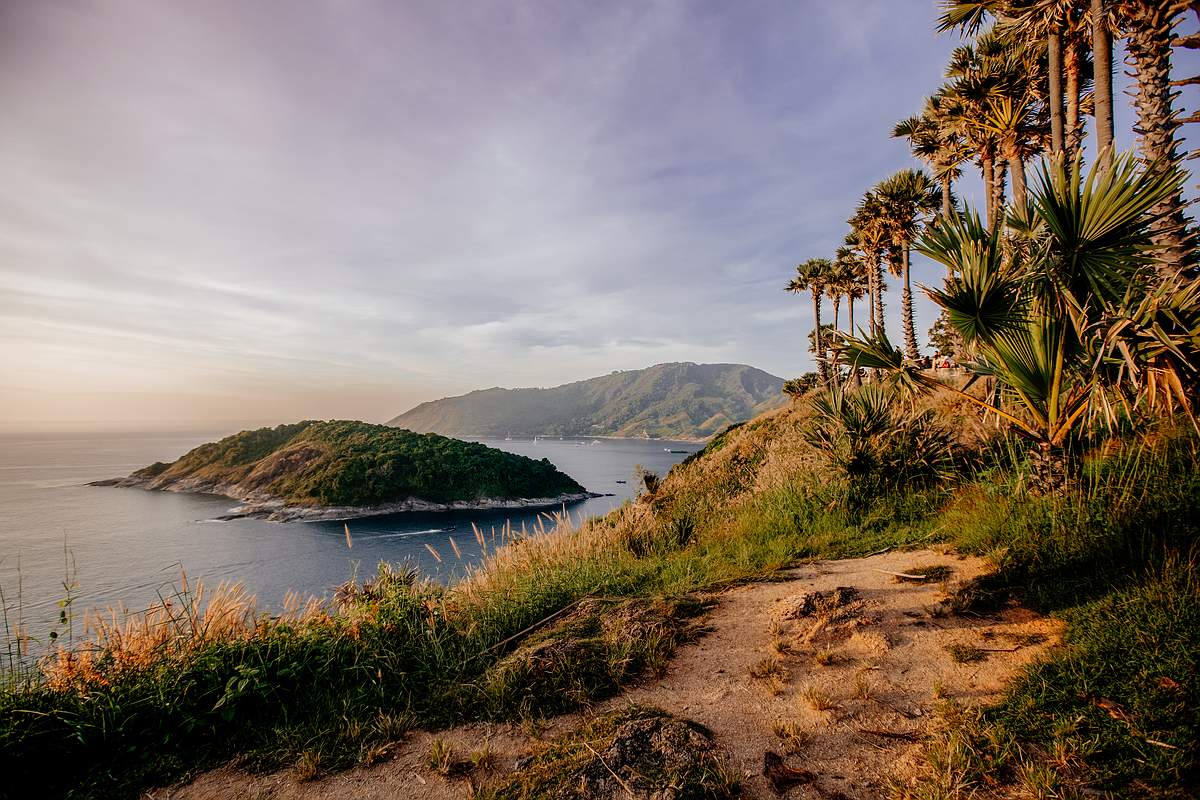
[93,420,591,521]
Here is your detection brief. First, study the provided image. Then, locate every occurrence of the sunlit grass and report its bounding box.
[0,402,1196,798]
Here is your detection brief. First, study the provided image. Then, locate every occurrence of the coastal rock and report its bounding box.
[230,491,599,522]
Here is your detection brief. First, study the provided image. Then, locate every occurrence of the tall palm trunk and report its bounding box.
[811,289,826,384]
[867,266,877,335]
[982,152,995,228]
[830,294,843,388]
[901,246,920,361]
[1048,32,1066,154]
[1125,0,1192,274]
[848,296,861,387]
[1064,37,1084,159]
[991,158,1008,227]
[1005,137,1027,210]
[940,174,952,224]
[1092,0,1115,170]
[872,257,886,336]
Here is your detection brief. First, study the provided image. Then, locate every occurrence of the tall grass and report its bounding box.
[0,401,1196,798]
[896,422,1200,798]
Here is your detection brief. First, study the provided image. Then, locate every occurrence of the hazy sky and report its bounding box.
[2,1,1196,430]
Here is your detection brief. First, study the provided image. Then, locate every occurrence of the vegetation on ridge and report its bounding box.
[132,420,586,508]
[386,362,786,440]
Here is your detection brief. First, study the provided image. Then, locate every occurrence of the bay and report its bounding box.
[0,430,699,642]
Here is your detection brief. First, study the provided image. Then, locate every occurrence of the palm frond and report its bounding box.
[920,210,1026,345]
[830,329,934,396]
[1031,153,1186,309]
[937,2,997,36]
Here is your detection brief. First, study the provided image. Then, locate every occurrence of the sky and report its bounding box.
[2,0,1197,431]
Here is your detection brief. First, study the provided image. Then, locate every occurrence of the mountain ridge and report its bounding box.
[388,362,786,440]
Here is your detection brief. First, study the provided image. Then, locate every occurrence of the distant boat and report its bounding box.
[615,479,627,484]
[504,433,512,441]
[664,448,688,453]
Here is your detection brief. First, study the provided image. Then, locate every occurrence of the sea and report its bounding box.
[0,431,700,645]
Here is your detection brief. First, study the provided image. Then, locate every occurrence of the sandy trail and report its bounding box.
[158,548,1061,800]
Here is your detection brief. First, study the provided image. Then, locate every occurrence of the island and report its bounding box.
[91,420,594,521]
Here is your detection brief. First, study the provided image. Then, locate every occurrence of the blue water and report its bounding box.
[0,431,699,642]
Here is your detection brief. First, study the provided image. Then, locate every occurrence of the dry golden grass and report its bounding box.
[42,574,327,691]
[769,636,792,655]
[454,507,628,604]
[295,748,322,781]
[427,737,455,775]
[771,719,811,754]
[749,655,787,680]
[800,684,837,712]
[852,671,875,700]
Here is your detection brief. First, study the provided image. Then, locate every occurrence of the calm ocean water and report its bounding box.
[0,430,699,641]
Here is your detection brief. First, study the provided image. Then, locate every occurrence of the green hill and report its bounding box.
[101,420,588,519]
[387,362,786,440]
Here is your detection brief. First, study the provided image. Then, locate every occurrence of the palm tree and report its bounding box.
[876,169,941,361]
[1114,0,1194,273]
[941,45,1006,226]
[943,29,1051,224]
[941,0,1194,271]
[834,245,870,387]
[786,258,833,383]
[940,1,1092,160]
[834,245,869,337]
[832,153,1189,492]
[849,197,890,335]
[1090,0,1115,169]
[975,33,1050,210]
[893,97,968,224]
[824,260,847,334]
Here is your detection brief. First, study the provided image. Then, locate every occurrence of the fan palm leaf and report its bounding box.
[832,151,1192,484]
[1030,152,1185,312]
[919,210,1025,346]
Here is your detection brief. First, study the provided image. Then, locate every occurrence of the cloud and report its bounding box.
[10,0,1178,429]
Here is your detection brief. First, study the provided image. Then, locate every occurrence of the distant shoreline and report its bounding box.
[222,492,601,522]
[469,433,709,445]
[88,476,600,523]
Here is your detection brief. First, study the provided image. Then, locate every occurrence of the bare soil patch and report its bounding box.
[157,549,1060,800]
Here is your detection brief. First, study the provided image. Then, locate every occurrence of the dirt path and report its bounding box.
[158,549,1061,800]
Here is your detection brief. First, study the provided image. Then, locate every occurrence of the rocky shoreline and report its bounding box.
[88,475,600,523]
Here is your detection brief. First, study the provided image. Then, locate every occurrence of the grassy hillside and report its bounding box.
[5,390,1196,798]
[387,362,786,440]
[132,420,586,507]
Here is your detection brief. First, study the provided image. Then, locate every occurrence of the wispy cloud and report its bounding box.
[2,0,1185,429]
